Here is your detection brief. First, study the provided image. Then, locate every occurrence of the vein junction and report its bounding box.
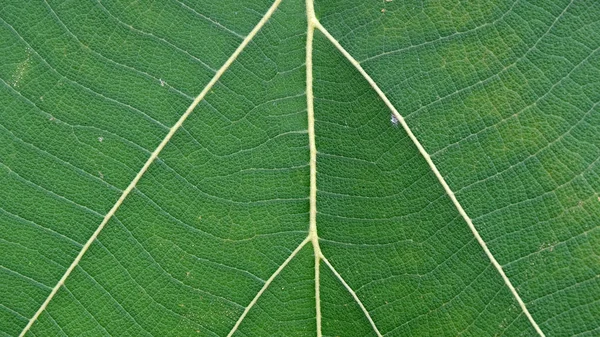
[312,13,546,337]
[18,0,544,336]
[233,1,545,336]
[305,1,325,336]
[228,2,382,337]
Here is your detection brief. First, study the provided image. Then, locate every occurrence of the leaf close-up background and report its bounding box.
[1,0,599,336]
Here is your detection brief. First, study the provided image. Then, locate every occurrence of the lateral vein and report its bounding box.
[17,0,283,335]
[314,20,546,337]
[322,257,383,337]
[227,237,311,337]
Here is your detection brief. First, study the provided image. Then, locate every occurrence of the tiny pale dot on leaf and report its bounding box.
[390,113,399,127]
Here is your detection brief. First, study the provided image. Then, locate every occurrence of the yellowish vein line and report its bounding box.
[18,1,283,335]
[306,1,323,336]
[322,257,383,337]
[227,237,310,337]
[306,0,317,246]
[314,21,546,337]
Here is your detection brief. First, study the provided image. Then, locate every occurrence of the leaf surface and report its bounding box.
[1,0,599,336]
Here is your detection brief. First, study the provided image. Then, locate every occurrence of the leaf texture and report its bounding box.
[1,0,599,336]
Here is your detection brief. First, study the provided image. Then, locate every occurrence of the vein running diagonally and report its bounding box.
[314,20,547,337]
[321,256,383,337]
[227,1,326,334]
[307,1,383,335]
[17,0,284,335]
[226,237,311,337]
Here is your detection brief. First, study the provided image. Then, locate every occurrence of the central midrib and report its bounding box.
[227,2,384,336]
[303,0,546,335]
[18,0,547,335]
[304,1,324,336]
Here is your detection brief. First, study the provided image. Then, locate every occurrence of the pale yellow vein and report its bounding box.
[314,20,546,337]
[226,237,310,336]
[17,0,283,335]
[322,256,383,337]
[306,1,324,336]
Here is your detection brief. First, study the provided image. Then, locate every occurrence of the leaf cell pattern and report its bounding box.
[1,0,599,336]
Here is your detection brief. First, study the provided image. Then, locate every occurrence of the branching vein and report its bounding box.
[226,237,310,337]
[305,1,324,336]
[313,20,547,337]
[322,257,383,337]
[14,1,549,336]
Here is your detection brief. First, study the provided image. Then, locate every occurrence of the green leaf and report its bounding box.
[1,0,599,336]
